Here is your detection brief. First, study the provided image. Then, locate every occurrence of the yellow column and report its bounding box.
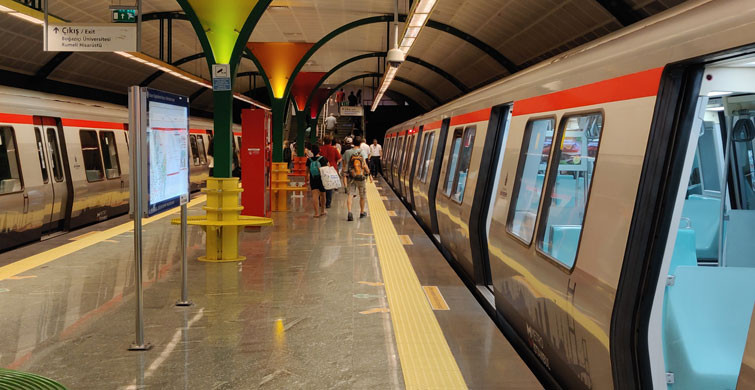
[201,177,245,262]
[271,162,289,212]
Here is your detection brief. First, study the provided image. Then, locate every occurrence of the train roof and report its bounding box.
[386,0,755,134]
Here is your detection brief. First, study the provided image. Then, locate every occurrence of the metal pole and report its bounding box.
[136,0,142,52]
[129,86,151,351]
[176,203,192,306]
[43,0,48,51]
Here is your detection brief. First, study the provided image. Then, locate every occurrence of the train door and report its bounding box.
[408,126,424,210]
[33,116,68,232]
[402,133,416,200]
[644,58,755,389]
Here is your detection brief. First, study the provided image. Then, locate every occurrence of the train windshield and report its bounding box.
[657,59,755,390]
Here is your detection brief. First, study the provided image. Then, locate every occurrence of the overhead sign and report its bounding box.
[340,106,364,117]
[130,88,190,217]
[212,63,232,91]
[112,9,137,23]
[46,23,137,52]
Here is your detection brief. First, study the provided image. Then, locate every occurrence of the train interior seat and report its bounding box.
[663,266,755,390]
[547,225,581,267]
[680,195,720,261]
[722,210,755,267]
[0,178,21,193]
[86,170,101,182]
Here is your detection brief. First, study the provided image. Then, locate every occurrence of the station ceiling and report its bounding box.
[0,0,687,113]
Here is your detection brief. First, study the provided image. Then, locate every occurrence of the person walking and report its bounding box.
[335,89,345,106]
[369,139,382,178]
[319,135,342,209]
[343,137,370,221]
[356,89,362,105]
[325,113,337,133]
[306,144,329,218]
[359,137,370,160]
[347,91,357,106]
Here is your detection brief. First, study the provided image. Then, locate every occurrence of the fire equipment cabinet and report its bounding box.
[240,109,272,218]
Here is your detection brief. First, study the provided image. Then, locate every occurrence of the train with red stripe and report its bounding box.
[382,1,755,389]
[0,86,242,252]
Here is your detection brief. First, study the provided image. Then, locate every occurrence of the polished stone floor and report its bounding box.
[0,177,540,389]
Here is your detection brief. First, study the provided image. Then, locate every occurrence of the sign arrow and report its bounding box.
[53,27,59,34]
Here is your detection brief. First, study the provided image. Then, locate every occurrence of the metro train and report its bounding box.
[382,1,755,389]
[0,86,243,252]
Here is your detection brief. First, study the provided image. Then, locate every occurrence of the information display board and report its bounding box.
[141,89,190,216]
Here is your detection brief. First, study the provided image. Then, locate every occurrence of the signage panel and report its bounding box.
[46,23,137,52]
[112,9,137,23]
[212,64,232,91]
[339,106,364,117]
[143,89,190,216]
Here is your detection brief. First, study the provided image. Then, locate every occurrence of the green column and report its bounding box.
[213,89,234,178]
[296,111,306,156]
[271,98,286,162]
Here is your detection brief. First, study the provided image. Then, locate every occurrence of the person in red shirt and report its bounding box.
[319,135,342,208]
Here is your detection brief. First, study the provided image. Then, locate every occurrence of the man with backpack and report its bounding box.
[306,144,329,218]
[342,137,370,221]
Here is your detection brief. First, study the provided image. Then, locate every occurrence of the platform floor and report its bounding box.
[0,178,540,389]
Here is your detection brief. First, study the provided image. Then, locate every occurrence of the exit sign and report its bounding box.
[112,9,137,23]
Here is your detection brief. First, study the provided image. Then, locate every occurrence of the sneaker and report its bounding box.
[347,212,354,221]
[360,212,367,218]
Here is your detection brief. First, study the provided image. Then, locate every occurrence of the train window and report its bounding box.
[46,128,64,182]
[189,135,200,166]
[34,127,49,183]
[0,126,23,194]
[403,135,415,177]
[418,132,433,183]
[507,118,556,244]
[450,126,476,203]
[443,128,464,197]
[536,113,603,268]
[80,130,104,182]
[196,136,208,165]
[99,131,121,179]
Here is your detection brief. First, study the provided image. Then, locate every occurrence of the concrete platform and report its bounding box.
[0,178,541,389]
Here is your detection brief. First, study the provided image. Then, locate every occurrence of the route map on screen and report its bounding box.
[146,95,189,216]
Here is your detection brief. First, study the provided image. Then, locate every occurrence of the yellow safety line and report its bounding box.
[366,182,467,390]
[0,196,207,282]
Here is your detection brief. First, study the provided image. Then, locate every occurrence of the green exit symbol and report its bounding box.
[112,9,136,23]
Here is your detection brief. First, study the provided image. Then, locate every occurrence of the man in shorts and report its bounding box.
[342,137,370,221]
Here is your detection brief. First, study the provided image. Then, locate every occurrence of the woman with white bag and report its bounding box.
[306,145,329,218]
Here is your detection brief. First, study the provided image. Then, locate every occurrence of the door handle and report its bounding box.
[23,193,29,213]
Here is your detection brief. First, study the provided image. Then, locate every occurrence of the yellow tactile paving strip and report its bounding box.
[0,195,207,282]
[366,182,468,390]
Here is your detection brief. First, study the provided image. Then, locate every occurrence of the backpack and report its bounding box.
[309,156,323,177]
[349,152,367,181]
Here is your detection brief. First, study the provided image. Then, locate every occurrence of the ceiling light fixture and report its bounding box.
[371,0,437,111]
[707,91,733,97]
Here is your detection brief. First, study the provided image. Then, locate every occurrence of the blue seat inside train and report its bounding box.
[663,208,755,389]
[549,225,581,268]
[680,195,720,260]
[663,266,755,390]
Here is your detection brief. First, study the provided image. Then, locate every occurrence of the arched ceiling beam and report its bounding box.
[316,73,437,120]
[35,52,73,80]
[141,12,516,81]
[304,52,463,115]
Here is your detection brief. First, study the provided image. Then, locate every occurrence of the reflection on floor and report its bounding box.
[0,177,540,390]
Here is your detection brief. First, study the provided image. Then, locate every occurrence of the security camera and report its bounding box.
[386,48,405,67]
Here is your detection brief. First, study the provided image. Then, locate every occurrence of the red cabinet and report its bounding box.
[241,109,272,217]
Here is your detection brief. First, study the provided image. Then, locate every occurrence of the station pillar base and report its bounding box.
[201,177,245,263]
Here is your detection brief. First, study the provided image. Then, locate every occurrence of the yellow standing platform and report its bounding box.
[172,178,272,262]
